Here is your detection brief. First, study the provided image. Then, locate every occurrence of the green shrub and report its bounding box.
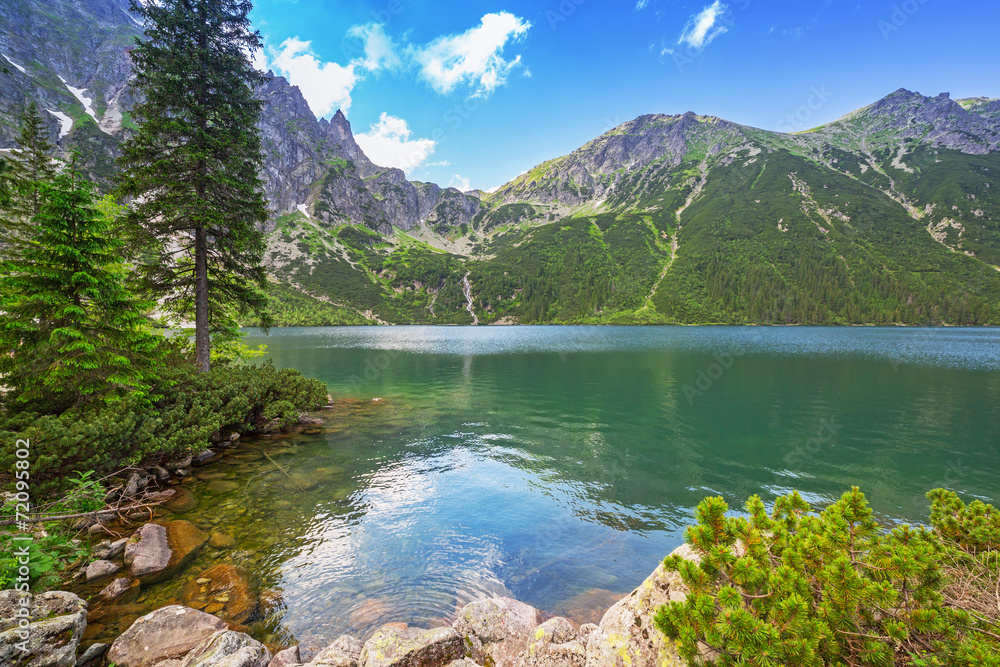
[263,399,298,429]
[655,488,1000,666]
[927,488,1000,554]
[0,360,327,497]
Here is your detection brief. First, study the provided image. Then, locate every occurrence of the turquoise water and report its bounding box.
[235,326,1000,647]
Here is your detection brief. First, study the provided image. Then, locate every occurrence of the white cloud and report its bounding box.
[263,24,398,118]
[355,113,437,173]
[635,0,650,9]
[677,1,729,50]
[426,160,451,167]
[486,185,501,194]
[449,175,473,191]
[410,12,531,98]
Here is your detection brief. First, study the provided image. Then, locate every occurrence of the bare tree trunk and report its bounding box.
[195,224,210,373]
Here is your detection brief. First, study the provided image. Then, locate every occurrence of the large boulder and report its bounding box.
[107,605,227,667]
[453,597,545,667]
[517,617,585,667]
[180,564,258,623]
[359,626,464,667]
[180,630,271,667]
[311,635,363,666]
[125,521,208,584]
[0,590,88,667]
[584,545,697,667]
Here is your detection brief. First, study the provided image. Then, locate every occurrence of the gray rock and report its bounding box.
[124,523,170,579]
[267,645,300,667]
[107,605,228,667]
[85,559,121,582]
[359,626,464,667]
[180,630,271,667]
[453,597,545,667]
[92,537,129,560]
[445,661,480,667]
[310,635,362,666]
[151,465,172,481]
[0,590,88,667]
[166,455,194,471]
[517,617,584,667]
[583,544,698,667]
[76,642,107,666]
[124,521,207,584]
[191,450,217,466]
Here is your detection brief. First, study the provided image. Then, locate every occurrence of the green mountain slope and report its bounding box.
[272,89,1000,325]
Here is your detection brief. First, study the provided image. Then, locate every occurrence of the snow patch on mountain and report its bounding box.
[46,108,73,138]
[2,53,27,74]
[57,75,109,133]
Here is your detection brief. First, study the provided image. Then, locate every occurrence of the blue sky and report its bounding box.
[251,0,1000,192]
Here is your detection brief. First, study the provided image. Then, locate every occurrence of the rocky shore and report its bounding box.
[1,542,696,667]
[1,397,696,666]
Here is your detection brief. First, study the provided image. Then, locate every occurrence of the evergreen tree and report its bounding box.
[0,161,162,411]
[1,102,56,251]
[118,0,271,373]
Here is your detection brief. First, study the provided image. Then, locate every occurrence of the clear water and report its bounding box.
[81,327,1000,650]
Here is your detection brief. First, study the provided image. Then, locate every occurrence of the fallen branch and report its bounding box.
[0,501,164,527]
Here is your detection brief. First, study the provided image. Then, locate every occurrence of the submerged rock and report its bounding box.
[165,487,200,514]
[180,564,258,623]
[359,626,464,667]
[179,630,271,667]
[107,605,227,667]
[0,590,88,667]
[453,596,546,667]
[77,642,108,666]
[552,589,624,627]
[209,532,237,549]
[124,521,208,584]
[98,577,141,604]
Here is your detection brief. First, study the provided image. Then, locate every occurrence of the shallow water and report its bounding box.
[77,326,1000,651]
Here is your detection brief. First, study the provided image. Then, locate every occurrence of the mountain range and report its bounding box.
[2,0,999,325]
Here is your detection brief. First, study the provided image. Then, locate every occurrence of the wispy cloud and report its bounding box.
[410,12,532,98]
[677,1,730,50]
[355,113,437,173]
[262,23,398,117]
[449,175,473,191]
[635,0,650,9]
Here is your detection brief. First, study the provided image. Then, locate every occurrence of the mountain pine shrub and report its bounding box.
[655,488,1000,666]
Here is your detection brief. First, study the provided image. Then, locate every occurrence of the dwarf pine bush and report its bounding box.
[655,487,1000,666]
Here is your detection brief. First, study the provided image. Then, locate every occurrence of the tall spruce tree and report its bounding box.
[118,0,270,372]
[1,102,57,251]
[0,160,162,410]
